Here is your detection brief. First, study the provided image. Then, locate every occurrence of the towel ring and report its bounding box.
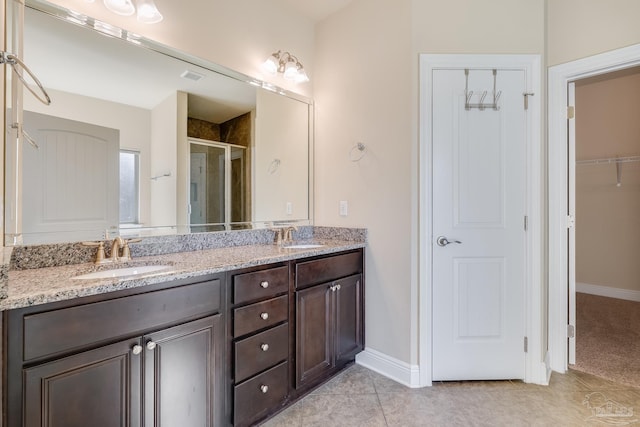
[349,143,366,162]
[268,159,281,174]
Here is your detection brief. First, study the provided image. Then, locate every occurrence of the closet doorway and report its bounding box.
[571,67,640,387]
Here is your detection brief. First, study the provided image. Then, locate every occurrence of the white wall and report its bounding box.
[254,88,309,222]
[43,0,315,98]
[314,0,413,364]
[150,92,181,227]
[547,0,640,66]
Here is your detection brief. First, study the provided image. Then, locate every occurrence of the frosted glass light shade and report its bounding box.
[262,55,279,75]
[283,61,298,80]
[136,0,163,23]
[294,68,309,83]
[103,0,135,16]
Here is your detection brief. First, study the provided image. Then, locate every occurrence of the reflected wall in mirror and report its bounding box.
[5,0,312,245]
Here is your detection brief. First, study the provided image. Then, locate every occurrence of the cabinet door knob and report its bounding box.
[260,312,269,320]
[336,284,341,291]
[261,343,269,352]
[260,281,269,289]
[260,384,269,394]
[132,344,143,355]
[330,284,337,292]
[146,341,157,351]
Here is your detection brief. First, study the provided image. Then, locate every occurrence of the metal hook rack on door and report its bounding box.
[464,69,502,111]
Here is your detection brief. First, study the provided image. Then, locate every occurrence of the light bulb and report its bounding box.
[103,0,135,16]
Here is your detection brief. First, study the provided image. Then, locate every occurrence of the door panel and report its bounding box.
[432,68,527,380]
[22,111,119,243]
[144,315,222,427]
[335,274,363,363]
[23,339,141,427]
[295,284,333,387]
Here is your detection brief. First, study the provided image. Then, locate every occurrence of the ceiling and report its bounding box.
[274,0,354,22]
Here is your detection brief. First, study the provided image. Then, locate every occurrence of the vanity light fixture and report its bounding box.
[262,50,309,83]
[100,0,163,23]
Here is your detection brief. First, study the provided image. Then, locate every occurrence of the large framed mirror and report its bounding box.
[4,0,313,245]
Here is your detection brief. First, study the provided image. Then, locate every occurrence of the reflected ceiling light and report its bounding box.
[103,0,135,16]
[135,0,163,24]
[262,50,309,83]
[98,0,163,23]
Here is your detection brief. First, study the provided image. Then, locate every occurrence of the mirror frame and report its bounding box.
[4,0,315,246]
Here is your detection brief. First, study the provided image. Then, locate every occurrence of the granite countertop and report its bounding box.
[2,239,365,311]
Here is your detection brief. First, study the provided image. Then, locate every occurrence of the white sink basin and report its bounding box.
[72,265,174,280]
[282,244,325,249]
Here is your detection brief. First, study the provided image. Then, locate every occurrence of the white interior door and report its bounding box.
[432,68,527,380]
[22,111,119,244]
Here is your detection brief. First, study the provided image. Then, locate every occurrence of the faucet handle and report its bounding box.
[121,238,142,261]
[81,241,107,264]
[273,228,284,245]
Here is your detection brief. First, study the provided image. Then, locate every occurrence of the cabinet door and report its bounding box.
[335,274,364,364]
[144,315,222,427]
[23,339,142,427]
[295,283,334,388]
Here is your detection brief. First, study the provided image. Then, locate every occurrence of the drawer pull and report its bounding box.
[132,344,143,355]
[146,341,157,351]
[260,384,269,394]
[260,281,269,289]
[260,312,269,320]
[260,343,270,352]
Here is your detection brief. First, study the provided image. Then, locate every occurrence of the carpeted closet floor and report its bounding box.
[574,292,640,388]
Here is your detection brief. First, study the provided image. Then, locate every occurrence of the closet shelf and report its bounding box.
[576,155,640,187]
[576,155,640,165]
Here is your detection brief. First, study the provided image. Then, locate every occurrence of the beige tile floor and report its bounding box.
[261,364,640,426]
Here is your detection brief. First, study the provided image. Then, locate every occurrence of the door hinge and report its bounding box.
[567,215,575,229]
[524,215,528,231]
[524,337,528,353]
[567,324,575,338]
[523,92,534,110]
[567,105,575,119]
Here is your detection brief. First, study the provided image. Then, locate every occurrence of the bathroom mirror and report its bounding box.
[4,0,312,245]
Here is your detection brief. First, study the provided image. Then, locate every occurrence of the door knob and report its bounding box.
[436,236,462,247]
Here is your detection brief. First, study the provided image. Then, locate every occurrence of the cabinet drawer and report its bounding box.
[295,251,363,289]
[234,323,288,382]
[22,279,221,362]
[234,295,288,337]
[233,265,288,305]
[234,361,288,427]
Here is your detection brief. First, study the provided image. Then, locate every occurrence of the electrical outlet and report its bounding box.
[286,202,293,215]
[339,200,348,216]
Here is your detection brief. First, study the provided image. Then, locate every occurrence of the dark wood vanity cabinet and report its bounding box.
[294,251,364,391]
[4,274,225,427]
[3,248,364,427]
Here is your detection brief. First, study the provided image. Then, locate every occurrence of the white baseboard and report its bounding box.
[577,282,640,302]
[355,347,422,388]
